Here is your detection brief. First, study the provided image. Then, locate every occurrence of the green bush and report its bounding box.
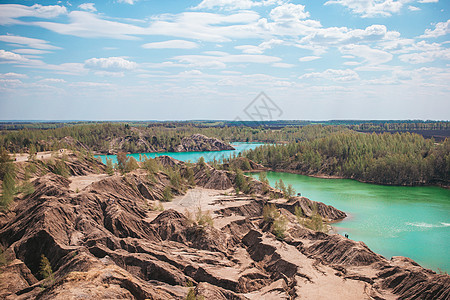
[125,157,139,173]
[263,204,287,240]
[263,204,279,222]
[39,254,54,282]
[162,186,173,202]
[0,161,15,210]
[105,158,114,176]
[272,215,288,240]
[143,156,160,174]
[196,207,214,227]
[295,204,326,232]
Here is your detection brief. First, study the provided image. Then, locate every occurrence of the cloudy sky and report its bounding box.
[0,0,449,120]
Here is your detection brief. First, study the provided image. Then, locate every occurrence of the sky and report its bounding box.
[0,0,449,121]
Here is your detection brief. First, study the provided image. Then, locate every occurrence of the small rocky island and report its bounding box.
[0,152,448,299]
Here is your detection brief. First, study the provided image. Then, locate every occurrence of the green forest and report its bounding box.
[242,131,450,186]
[1,122,449,186]
[0,123,348,153]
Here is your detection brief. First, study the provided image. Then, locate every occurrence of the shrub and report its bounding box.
[150,201,164,211]
[286,184,296,199]
[52,160,70,178]
[185,167,196,186]
[263,204,279,222]
[197,156,206,167]
[0,162,15,210]
[263,204,287,239]
[105,158,114,176]
[17,181,35,196]
[125,157,139,173]
[116,152,127,173]
[39,254,54,282]
[235,169,249,194]
[272,215,288,240]
[196,207,213,227]
[162,186,173,202]
[168,166,183,189]
[143,157,159,174]
[295,204,326,232]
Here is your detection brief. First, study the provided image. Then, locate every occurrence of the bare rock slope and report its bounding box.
[0,156,448,299]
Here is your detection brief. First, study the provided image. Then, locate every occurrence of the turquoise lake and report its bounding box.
[95,142,266,164]
[248,171,450,273]
[96,144,449,273]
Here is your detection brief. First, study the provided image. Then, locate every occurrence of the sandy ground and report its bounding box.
[69,174,109,193]
[14,149,69,163]
[159,187,252,228]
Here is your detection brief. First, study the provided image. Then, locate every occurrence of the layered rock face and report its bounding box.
[0,156,448,300]
[105,133,235,154]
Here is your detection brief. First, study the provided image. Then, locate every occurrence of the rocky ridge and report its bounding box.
[105,133,234,154]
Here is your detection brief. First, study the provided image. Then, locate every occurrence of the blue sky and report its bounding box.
[0,0,449,120]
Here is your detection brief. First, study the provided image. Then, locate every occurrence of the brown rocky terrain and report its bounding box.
[0,154,449,299]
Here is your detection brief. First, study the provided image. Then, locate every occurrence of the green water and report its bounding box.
[248,171,450,273]
[95,142,265,164]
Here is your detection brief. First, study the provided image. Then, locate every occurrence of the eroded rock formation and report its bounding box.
[0,155,448,300]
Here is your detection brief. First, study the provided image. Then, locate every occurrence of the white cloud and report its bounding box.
[193,0,280,10]
[324,0,410,18]
[78,3,97,12]
[399,48,450,63]
[12,49,50,55]
[300,69,360,81]
[179,70,203,76]
[420,20,450,38]
[0,4,67,25]
[272,62,294,68]
[84,57,137,71]
[343,61,361,65]
[118,0,138,4]
[0,72,28,79]
[269,3,309,21]
[69,82,114,88]
[339,44,393,66]
[299,56,321,62]
[142,40,198,49]
[173,52,281,68]
[0,49,29,62]
[295,24,399,56]
[235,39,283,54]
[0,34,61,50]
[38,78,66,83]
[417,0,438,3]
[32,10,261,42]
[33,11,145,40]
[408,5,420,11]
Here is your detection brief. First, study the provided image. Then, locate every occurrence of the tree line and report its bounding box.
[243,131,450,186]
[0,123,348,154]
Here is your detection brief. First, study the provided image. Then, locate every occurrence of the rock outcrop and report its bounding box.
[175,134,235,152]
[0,156,448,300]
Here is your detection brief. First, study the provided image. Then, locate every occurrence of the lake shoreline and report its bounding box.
[250,168,450,189]
[247,170,450,273]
